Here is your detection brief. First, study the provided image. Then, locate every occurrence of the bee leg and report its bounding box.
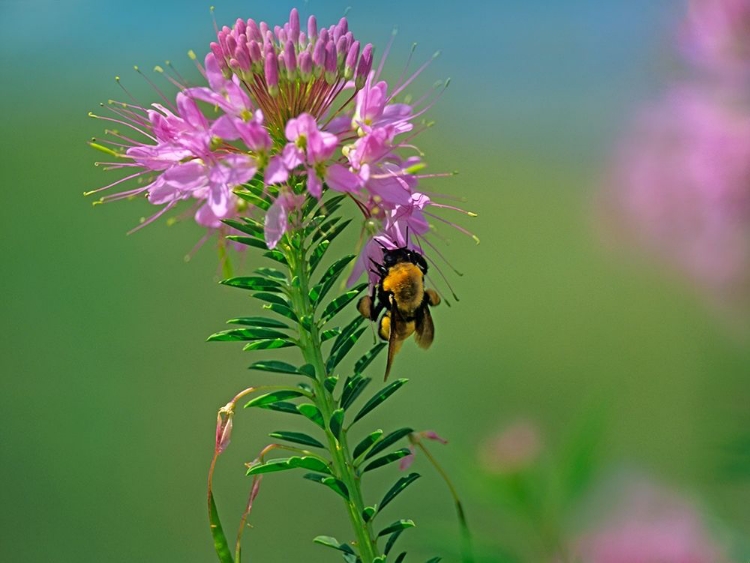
[425,288,441,307]
[378,313,391,341]
[357,295,373,319]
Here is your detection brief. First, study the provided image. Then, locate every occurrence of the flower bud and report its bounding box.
[345,40,360,80]
[336,35,349,69]
[264,44,279,95]
[248,40,262,71]
[355,43,374,89]
[307,15,318,42]
[288,8,300,44]
[283,39,297,80]
[234,18,246,38]
[246,18,260,41]
[325,41,337,83]
[210,42,232,79]
[312,34,327,76]
[299,51,313,82]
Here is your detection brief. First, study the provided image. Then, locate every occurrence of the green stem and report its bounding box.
[414,440,474,563]
[284,236,381,563]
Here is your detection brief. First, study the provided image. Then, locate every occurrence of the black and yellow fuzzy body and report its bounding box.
[357,247,441,381]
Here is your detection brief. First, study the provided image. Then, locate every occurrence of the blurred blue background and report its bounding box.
[2,1,748,561]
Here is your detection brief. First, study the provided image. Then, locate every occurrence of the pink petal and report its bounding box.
[264,155,289,185]
[326,163,361,193]
[307,169,322,198]
[264,196,290,249]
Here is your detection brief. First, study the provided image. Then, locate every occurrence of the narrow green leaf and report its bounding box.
[340,375,372,411]
[246,456,331,476]
[363,448,412,473]
[247,361,302,375]
[312,217,351,246]
[424,558,441,563]
[263,249,288,265]
[308,240,330,274]
[379,473,421,512]
[352,379,409,424]
[354,343,387,374]
[225,235,267,250]
[208,492,234,563]
[312,536,356,555]
[310,254,356,305]
[252,292,289,307]
[362,506,376,523]
[343,553,359,563]
[366,428,414,460]
[234,190,271,210]
[298,364,317,378]
[245,390,303,408]
[321,328,342,342]
[353,430,383,460]
[297,403,325,429]
[327,327,367,372]
[269,431,325,449]
[207,327,289,342]
[384,529,404,556]
[307,215,338,241]
[394,553,407,563]
[378,520,415,537]
[320,284,368,324]
[258,401,302,415]
[223,218,262,237]
[221,276,284,292]
[242,338,296,351]
[240,216,265,232]
[378,520,416,538]
[255,267,287,281]
[263,303,299,323]
[227,317,289,329]
[303,473,350,500]
[329,408,345,440]
[331,316,366,355]
[324,375,339,393]
[311,193,346,218]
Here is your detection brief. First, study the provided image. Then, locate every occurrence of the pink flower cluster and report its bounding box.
[88,8,475,284]
[601,0,750,313]
[571,483,733,563]
[681,0,750,76]
[604,87,750,304]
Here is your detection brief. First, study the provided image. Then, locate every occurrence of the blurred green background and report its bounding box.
[1,0,748,561]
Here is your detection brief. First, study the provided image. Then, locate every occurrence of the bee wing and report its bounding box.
[414,303,435,349]
[383,307,404,381]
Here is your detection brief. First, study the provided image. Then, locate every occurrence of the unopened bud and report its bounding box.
[298,51,313,82]
[283,39,297,79]
[307,15,317,42]
[344,40,360,80]
[355,43,374,89]
[264,45,279,95]
[288,8,300,44]
[324,41,337,83]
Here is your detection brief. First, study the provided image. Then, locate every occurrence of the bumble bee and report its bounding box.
[357,245,441,380]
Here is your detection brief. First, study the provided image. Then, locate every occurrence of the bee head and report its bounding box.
[381,246,429,275]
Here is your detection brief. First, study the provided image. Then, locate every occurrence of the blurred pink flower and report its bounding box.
[571,483,732,563]
[681,0,750,76]
[478,419,542,474]
[601,85,750,309]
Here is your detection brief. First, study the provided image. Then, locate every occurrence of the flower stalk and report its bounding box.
[283,223,381,561]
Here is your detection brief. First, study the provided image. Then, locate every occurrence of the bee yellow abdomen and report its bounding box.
[382,263,424,315]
